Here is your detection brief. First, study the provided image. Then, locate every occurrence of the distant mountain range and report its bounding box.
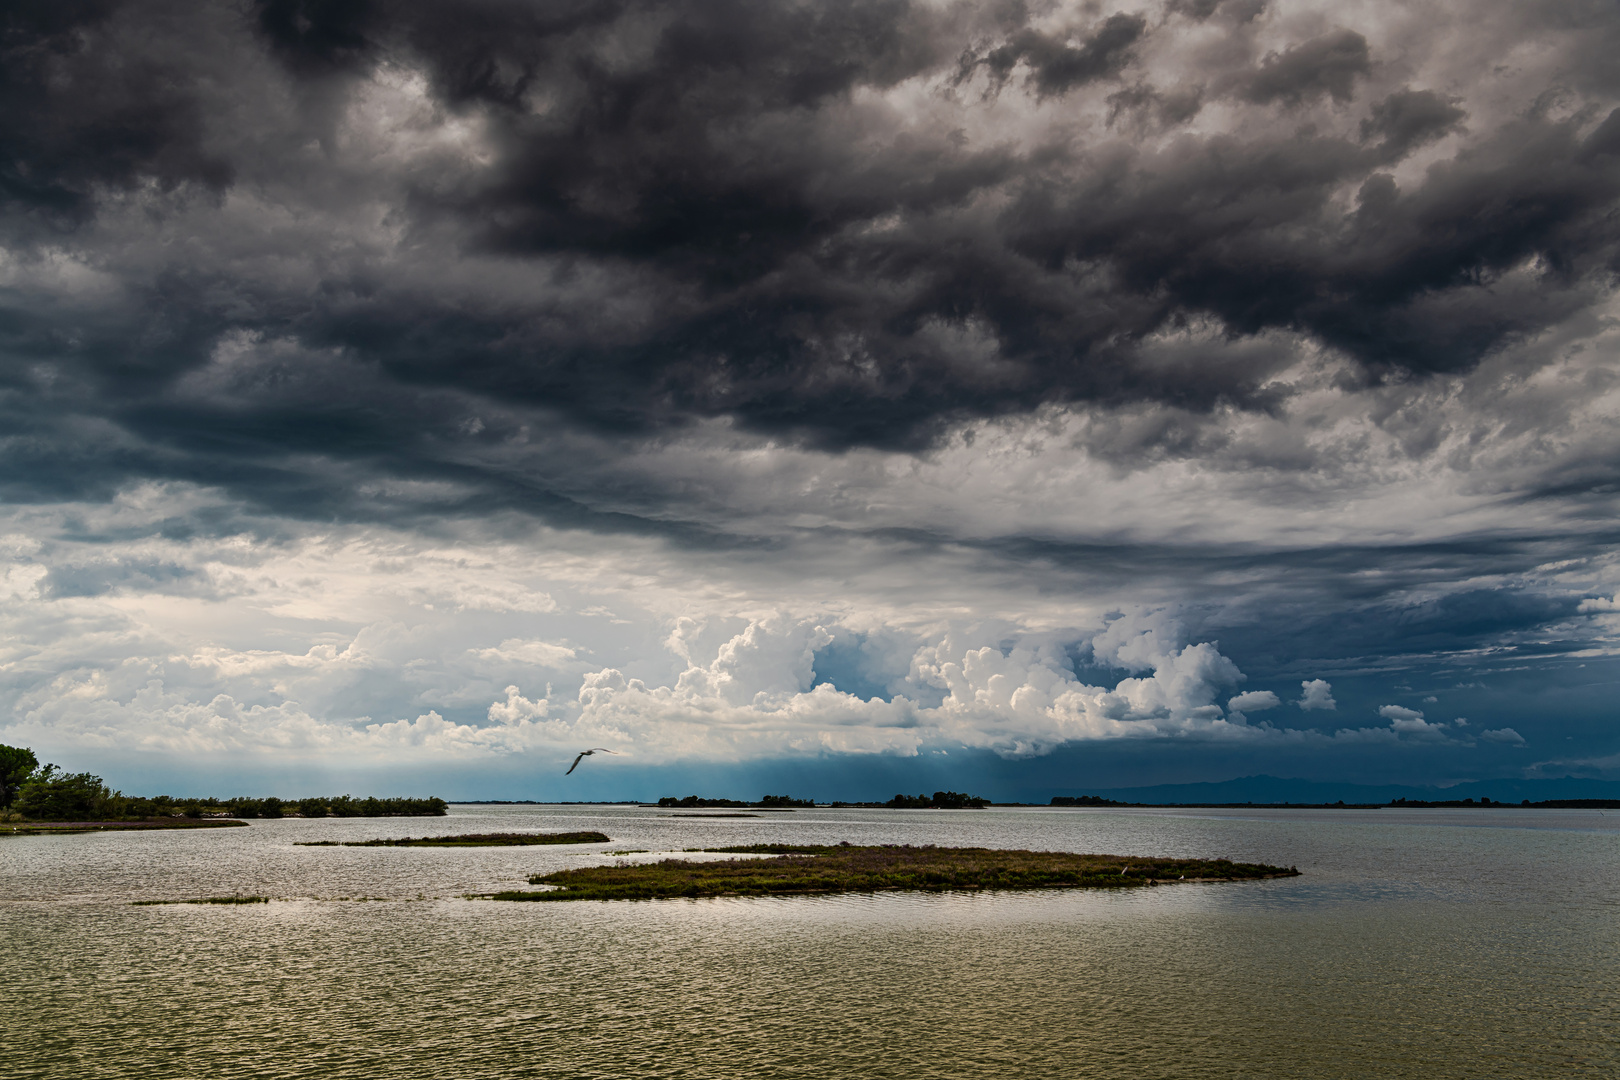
[1068,774,1620,805]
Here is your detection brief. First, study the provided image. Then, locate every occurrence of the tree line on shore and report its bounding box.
[0,744,447,822]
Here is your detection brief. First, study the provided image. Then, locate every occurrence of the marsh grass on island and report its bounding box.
[131,896,270,906]
[298,831,611,847]
[481,844,1300,901]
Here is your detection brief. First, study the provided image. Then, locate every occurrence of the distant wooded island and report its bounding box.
[0,743,447,825]
[655,795,816,809]
[644,791,1620,811]
[656,791,992,810]
[1051,794,1620,809]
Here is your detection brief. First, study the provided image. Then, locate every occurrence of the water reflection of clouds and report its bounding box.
[9,802,1615,1079]
[3,804,1613,910]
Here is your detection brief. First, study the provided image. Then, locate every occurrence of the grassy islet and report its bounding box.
[132,896,270,905]
[485,843,1299,901]
[298,831,611,847]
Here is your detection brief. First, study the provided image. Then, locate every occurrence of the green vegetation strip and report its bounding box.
[483,844,1300,901]
[132,896,270,905]
[298,831,611,847]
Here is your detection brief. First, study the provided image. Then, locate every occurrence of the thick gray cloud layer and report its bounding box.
[2,0,1619,786]
[5,0,1619,448]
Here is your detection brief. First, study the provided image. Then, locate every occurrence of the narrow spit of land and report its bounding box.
[2,819,250,835]
[663,812,759,818]
[298,831,611,847]
[483,843,1299,901]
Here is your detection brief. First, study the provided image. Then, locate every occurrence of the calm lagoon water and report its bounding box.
[2,805,1616,1078]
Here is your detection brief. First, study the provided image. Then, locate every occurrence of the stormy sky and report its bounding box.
[3,0,1619,799]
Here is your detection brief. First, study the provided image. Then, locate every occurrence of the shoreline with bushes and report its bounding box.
[1,743,447,825]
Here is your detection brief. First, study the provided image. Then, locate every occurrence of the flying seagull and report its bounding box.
[565,748,618,775]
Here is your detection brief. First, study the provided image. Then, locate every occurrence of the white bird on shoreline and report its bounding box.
[565,748,618,775]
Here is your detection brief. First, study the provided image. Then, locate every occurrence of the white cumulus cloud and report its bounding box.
[1226,689,1281,724]
[1378,705,1428,727]
[567,612,1265,762]
[1298,679,1337,711]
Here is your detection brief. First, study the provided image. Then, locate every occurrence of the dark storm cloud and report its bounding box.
[971,12,1148,97]
[1203,585,1592,676]
[1228,28,1370,107]
[1,0,1619,510]
[254,0,375,75]
[1359,89,1466,156]
[0,0,232,229]
[9,0,1620,791]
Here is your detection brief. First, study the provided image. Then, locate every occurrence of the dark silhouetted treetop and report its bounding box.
[886,791,990,809]
[0,743,39,807]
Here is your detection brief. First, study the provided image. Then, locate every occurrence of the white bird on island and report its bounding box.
[565,748,618,775]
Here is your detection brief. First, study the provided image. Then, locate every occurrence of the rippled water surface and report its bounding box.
[3,805,1616,1078]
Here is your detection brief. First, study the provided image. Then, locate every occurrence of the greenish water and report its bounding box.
[3,806,1615,1078]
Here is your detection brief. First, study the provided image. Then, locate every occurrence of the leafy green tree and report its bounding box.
[0,743,39,807]
[14,766,116,821]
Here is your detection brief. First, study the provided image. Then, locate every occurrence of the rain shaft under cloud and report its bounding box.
[3,0,1620,794]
